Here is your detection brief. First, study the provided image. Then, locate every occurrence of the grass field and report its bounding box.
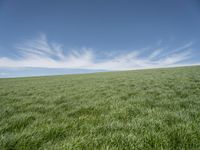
[0,66,200,150]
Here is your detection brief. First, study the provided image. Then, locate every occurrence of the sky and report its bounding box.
[0,0,200,77]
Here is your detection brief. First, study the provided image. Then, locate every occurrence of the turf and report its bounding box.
[0,66,200,150]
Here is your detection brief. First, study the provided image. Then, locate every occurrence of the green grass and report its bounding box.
[0,66,200,150]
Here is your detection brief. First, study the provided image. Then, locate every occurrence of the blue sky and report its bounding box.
[0,0,200,77]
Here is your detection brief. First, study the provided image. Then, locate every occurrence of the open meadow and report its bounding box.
[0,66,200,149]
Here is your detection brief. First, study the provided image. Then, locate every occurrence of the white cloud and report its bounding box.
[0,72,8,76]
[0,34,196,71]
[149,49,163,59]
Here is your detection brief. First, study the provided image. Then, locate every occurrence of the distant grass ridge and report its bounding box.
[0,66,200,149]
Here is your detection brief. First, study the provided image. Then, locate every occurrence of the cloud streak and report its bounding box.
[0,34,196,71]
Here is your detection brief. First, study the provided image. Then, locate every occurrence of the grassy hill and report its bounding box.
[0,66,200,150]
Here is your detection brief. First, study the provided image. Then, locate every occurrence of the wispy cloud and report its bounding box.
[0,34,197,70]
[0,72,8,76]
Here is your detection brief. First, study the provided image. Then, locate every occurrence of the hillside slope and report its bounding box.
[0,66,200,149]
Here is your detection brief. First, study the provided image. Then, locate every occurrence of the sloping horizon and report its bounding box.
[1,65,200,78]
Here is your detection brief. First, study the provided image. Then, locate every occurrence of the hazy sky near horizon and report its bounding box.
[0,0,200,77]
